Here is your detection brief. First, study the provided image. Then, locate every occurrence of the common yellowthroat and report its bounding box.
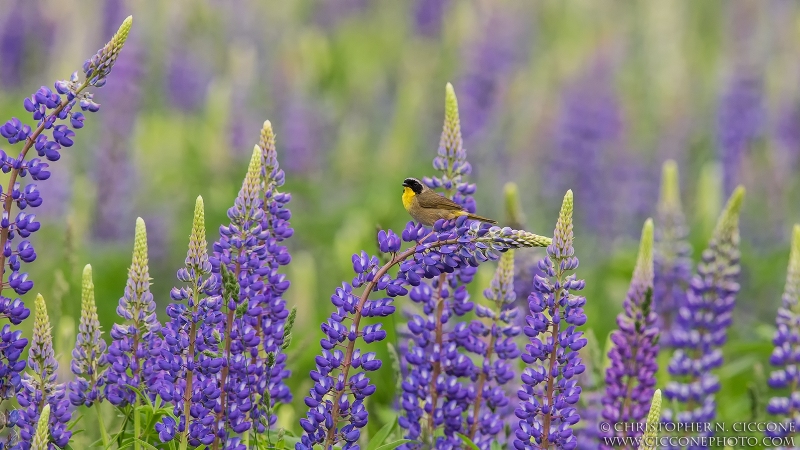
[401,177,498,227]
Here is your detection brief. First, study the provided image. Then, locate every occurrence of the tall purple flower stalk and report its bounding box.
[103,217,162,406]
[0,15,132,437]
[153,196,223,445]
[398,83,483,448]
[765,224,800,439]
[466,250,521,449]
[15,294,72,449]
[716,72,763,196]
[68,264,107,407]
[653,161,692,348]
[601,219,659,447]
[664,186,745,433]
[514,190,586,450]
[208,120,294,448]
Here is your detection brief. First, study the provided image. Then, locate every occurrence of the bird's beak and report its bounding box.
[402,180,410,188]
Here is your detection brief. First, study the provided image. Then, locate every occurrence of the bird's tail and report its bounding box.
[465,213,498,225]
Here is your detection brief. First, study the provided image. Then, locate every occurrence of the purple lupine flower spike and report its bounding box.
[103,217,162,406]
[68,264,107,407]
[766,224,800,439]
[653,161,692,348]
[601,219,659,447]
[155,196,222,445]
[252,121,294,430]
[515,190,586,450]
[0,16,131,437]
[400,83,481,448]
[209,145,271,445]
[16,294,72,449]
[466,250,521,449]
[664,186,745,437]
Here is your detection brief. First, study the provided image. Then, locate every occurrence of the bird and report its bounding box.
[401,177,498,227]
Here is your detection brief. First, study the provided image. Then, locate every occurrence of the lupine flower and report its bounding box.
[664,186,745,429]
[68,264,107,407]
[103,217,162,406]
[153,196,223,445]
[399,83,482,448]
[0,15,131,435]
[639,390,662,450]
[653,161,692,348]
[16,294,72,449]
[208,120,295,446]
[601,219,659,446]
[465,250,521,449]
[765,224,800,438]
[716,72,763,196]
[514,190,586,450]
[299,218,551,450]
[31,404,50,450]
[253,121,294,428]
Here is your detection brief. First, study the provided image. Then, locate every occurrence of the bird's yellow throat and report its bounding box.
[402,187,415,211]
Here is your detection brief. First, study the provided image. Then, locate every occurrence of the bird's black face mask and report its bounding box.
[402,178,424,194]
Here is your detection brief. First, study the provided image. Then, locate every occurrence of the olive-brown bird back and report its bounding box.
[416,191,466,211]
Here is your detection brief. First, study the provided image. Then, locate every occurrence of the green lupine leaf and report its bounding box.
[366,418,396,450]
[457,434,480,450]
[375,440,415,450]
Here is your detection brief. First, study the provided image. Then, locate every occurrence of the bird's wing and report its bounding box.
[417,192,465,211]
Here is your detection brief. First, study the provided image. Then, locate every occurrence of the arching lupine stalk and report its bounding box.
[68,264,107,407]
[15,294,72,449]
[298,221,552,450]
[399,83,486,448]
[467,250,521,449]
[0,16,132,429]
[765,224,800,439]
[154,196,223,446]
[103,218,161,415]
[514,190,586,450]
[653,161,692,348]
[664,186,745,435]
[601,219,658,448]
[209,147,270,448]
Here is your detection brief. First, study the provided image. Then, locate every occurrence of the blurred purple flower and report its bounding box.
[653,161,692,347]
[548,61,622,238]
[413,0,447,37]
[91,37,144,243]
[601,220,658,446]
[766,225,800,438]
[716,71,764,196]
[457,13,522,143]
[0,1,55,89]
[664,187,744,430]
[165,48,212,112]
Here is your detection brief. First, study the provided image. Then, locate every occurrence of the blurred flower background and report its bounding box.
[1,0,799,444]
